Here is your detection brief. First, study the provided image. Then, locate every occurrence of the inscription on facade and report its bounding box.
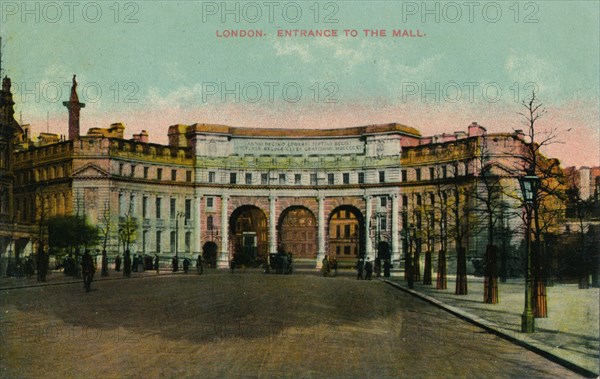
[234,139,364,155]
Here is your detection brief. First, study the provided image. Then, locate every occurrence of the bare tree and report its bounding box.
[512,91,569,318]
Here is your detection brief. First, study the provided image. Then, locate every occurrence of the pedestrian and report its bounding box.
[25,256,34,279]
[115,254,122,272]
[172,256,179,272]
[384,259,391,278]
[356,259,364,280]
[137,255,144,272]
[331,257,338,277]
[321,255,330,277]
[365,259,373,280]
[124,250,132,277]
[101,250,109,277]
[375,259,381,278]
[183,258,190,273]
[230,259,235,274]
[196,254,203,275]
[81,250,96,292]
[154,254,160,274]
[132,254,138,272]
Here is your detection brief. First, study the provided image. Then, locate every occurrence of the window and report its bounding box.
[144,166,149,179]
[186,170,192,182]
[429,167,434,180]
[294,174,302,185]
[310,173,317,185]
[206,197,214,208]
[358,172,365,184]
[207,215,214,230]
[208,171,216,183]
[416,168,421,181]
[344,224,351,237]
[336,225,341,238]
[130,165,136,177]
[185,232,191,253]
[119,193,125,217]
[261,173,268,184]
[157,168,163,180]
[130,194,135,214]
[142,231,147,254]
[245,173,252,184]
[336,246,341,255]
[328,173,334,185]
[430,193,435,205]
[279,173,286,184]
[442,166,447,179]
[156,231,162,253]
[380,217,387,231]
[378,171,385,183]
[402,195,408,208]
[170,231,176,253]
[171,169,177,181]
[380,197,387,207]
[344,246,351,255]
[401,170,407,181]
[343,173,350,184]
[142,196,148,218]
[170,198,176,219]
[416,194,422,206]
[230,173,237,184]
[119,163,124,176]
[185,199,192,220]
[156,198,162,219]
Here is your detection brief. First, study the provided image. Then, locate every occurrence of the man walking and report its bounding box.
[81,250,96,292]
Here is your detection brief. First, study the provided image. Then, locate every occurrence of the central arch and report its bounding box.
[328,205,365,262]
[278,206,317,259]
[229,205,268,266]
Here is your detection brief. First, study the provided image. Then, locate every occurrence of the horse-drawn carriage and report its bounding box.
[268,252,293,274]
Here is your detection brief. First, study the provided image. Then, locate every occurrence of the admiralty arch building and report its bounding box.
[1,77,527,270]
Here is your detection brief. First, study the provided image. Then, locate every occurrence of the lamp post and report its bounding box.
[519,174,540,333]
[175,211,185,260]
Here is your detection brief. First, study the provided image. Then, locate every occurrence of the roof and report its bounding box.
[186,122,422,138]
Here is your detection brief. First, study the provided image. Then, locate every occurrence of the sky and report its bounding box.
[2,0,599,167]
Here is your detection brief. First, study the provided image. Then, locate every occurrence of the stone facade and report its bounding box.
[3,78,538,273]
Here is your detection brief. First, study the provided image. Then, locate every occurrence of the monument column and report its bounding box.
[317,195,326,268]
[219,194,229,268]
[269,194,277,254]
[391,193,400,265]
[365,195,373,259]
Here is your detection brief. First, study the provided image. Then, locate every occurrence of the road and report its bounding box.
[0,271,580,378]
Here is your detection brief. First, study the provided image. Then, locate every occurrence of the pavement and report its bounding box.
[385,274,600,378]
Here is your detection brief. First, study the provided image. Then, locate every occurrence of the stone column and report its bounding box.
[365,195,373,259]
[391,193,400,266]
[317,195,326,268]
[194,191,202,256]
[219,194,229,268]
[269,194,277,254]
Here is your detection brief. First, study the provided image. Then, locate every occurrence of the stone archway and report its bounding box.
[202,241,218,268]
[229,205,268,265]
[278,206,317,259]
[328,205,365,262]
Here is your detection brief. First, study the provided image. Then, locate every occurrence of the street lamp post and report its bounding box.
[519,174,540,333]
[176,211,185,260]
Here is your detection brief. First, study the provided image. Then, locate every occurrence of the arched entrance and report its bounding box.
[278,206,317,259]
[328,206,365,262]
[229,205,268,266]
[202,241,218,268]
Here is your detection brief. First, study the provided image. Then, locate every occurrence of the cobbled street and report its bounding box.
[0,271,581,378]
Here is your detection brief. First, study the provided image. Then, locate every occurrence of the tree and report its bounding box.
[512,90,569,318]
[118,213,138,254]
[47,215,99,254]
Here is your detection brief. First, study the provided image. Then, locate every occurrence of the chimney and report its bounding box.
[62,75,85,140]
[132,130,149,143]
